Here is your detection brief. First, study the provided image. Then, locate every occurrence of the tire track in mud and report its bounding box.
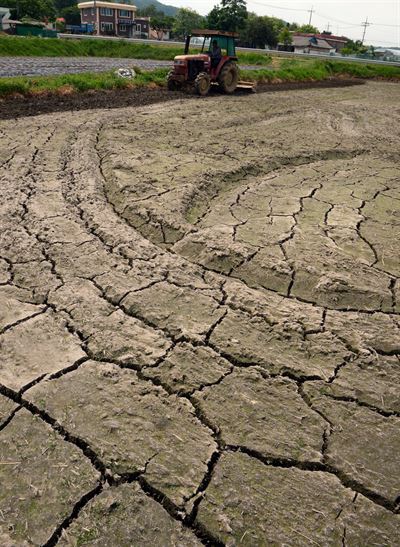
[1,82,400,546]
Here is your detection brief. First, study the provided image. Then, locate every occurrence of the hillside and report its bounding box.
[121,0,179,16]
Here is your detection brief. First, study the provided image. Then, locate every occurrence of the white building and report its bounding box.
[292,36,336,55]
[0,6,11,31]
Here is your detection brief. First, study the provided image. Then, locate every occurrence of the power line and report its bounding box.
[338,25,366,29]
[247,1,308,13]
[316,10,398,30]
[314,10,362,27]
[373,23,400,27]
[247,2,398,30]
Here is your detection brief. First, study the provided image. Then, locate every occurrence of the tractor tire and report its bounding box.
[194,72,211,96]
[167,71,181,92]
[218,62,239,94]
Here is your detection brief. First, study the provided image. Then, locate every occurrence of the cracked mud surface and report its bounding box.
[0,81,399,545]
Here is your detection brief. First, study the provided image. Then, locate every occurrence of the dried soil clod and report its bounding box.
[0,409,100,546]
[25,361,217,507]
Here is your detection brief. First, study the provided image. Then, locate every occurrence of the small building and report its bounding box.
[375,48,400,61]
[78,1,137,37]
[133,16,150,39]
[2,18,57,37]
[291,35,336,55]
[0,6,11,31]
[295,32,349,53]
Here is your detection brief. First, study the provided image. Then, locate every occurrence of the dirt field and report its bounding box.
[0,79,363,121]
[0,81,399,546]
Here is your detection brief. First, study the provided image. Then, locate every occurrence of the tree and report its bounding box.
[342,39,368,55]
[240,13,281,48]
[272,17,287,34]
[135,3,175,39]
[278,27,292,45]
[297,24,319,34]
[60,5,80,25]
[136,5,160,18]
[207,6,221,30]
[151,13,175,40]
[207,0,248,33]
[8,0,56,20]
[173,8,205,39]
[366,44,375,57]
[54,0,77,10]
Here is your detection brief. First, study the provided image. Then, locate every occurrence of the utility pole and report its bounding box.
[361,17,371,44]
[308,6,314,26]
[94,0,99,35]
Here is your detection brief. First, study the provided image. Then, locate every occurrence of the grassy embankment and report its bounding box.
[0,35,271,66]
[0,67,168,97]
[0,58,399,99]
[241,59,400,82]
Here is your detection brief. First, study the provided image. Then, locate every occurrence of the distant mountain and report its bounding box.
[119,0,179,16]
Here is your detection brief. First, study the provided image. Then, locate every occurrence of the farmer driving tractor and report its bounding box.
[167,29,255,96]
[209,39,222,68]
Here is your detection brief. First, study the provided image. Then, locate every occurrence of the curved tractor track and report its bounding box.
[0,81,400,546]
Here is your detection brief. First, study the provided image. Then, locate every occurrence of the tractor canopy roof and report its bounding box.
[186,30,238,57]
[190,29,239,38]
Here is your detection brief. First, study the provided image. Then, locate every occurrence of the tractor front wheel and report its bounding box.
[167,71,181,91]
[194,72,211,96]
[218,62,239,94]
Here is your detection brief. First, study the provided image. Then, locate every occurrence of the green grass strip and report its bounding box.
[0,68,169,96]
[0,60,398,99]
[241,59,400,83]
[320,60,400,79]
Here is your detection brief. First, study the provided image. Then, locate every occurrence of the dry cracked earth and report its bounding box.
[0,81,400,546]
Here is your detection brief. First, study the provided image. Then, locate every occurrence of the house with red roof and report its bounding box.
[294,32,349,53]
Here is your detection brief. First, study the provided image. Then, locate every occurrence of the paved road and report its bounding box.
[0,56,172,77]
[0,56,266,78]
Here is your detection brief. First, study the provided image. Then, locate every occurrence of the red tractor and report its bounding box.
[167,29,249,96]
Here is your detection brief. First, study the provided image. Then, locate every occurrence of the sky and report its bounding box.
[164,0,400,48]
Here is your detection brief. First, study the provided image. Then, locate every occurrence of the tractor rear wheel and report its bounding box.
[167,71,181,91]
[218,62,239,94]
[194,72,211,96]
